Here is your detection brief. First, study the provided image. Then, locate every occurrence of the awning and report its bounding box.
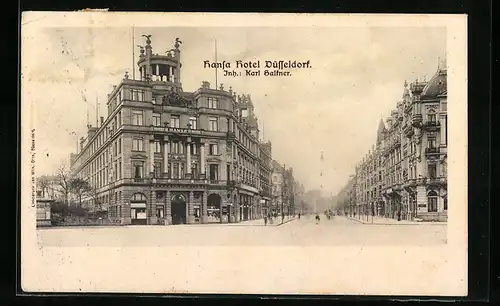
[131,203,146,208]
[238,190,257,196]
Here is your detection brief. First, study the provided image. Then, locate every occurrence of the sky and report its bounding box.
[24,26,446,196]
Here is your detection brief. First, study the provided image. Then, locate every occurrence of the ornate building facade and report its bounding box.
[346,62,447,222]
[69,35,278,225]
[270,161,295,215]
[258,141,273,216]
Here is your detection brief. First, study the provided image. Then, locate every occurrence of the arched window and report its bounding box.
[131,193,147,202]
[427,191,438,212]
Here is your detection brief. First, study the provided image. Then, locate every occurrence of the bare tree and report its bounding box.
[37,175,50,198]
[56,164,71,205]
[68,178,92,209]
[88,184,102,212]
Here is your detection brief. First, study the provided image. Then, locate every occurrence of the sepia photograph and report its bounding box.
[21,12,467,295]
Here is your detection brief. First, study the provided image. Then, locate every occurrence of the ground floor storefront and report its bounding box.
[101,183,262,225]
[350,181,447,222]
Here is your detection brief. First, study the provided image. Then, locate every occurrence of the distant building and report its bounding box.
[271,161,284,215]
[259,141,273,215]
[346,61,448,222]
[36,188,53,227]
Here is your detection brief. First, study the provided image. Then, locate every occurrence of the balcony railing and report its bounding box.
[403,178,417,189]
[403,121,414,136]
[427,176,447,186]
[423,121,441,131]
[425,147,440,155]
[411,114,422,127]
[123,124,226,138]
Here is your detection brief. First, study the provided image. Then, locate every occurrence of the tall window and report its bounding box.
[132,138,143,151]
[208,97,218,109]
[173,163,179,179]
[208,117,218,131]
[131,89,145,101]
[428,164,437,178]
[132,111,143,126]
[427,137,436,149]
[427,191,438,212]
[154,140,162,153]
[171,142,179,154]
[154,162,162,177]
[189,117,197,129]
[191,162,198,178]
[209,164,219,181]
[118,159,122,179]
[427,113,437,123]
[190,143,197,155]
[118,138,121,153]
[170,115,180,128]
[153,114,161,126]
[444,197,448,211]
[134,162,144,178]
[444,117,448,144]
[209,144,218,155]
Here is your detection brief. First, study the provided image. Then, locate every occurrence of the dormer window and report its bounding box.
[131,89,145,101]
[170,115,180,128]
[189,117,197,129]
[208,97,218,109]
[152,114,161,127]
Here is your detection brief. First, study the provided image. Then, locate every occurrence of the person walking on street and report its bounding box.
[298,213,301,220]
[264,215,268,226]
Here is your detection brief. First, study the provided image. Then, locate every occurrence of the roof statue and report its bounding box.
[142,34,152,45]
[175,38,182,49]
[137,45,145,55]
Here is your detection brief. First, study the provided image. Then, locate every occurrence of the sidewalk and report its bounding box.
[226,216,297,226]
[346,215,447,225]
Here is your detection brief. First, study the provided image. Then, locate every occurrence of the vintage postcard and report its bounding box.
[20,12,468,296]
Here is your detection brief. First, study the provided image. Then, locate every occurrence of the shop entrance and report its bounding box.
[130,193,147,225]
[171,194,187,225]
[207,194,222,223]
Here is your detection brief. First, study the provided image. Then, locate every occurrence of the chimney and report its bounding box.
[79,137,85,150]
[100,116,104,127]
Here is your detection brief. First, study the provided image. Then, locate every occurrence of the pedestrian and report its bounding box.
[264,215,268,226]
[298,213,301,220]
[315,214,320,225]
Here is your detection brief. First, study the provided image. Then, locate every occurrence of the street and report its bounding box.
[37,216,447,247]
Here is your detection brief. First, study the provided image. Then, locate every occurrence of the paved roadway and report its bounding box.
[37,215,447,247]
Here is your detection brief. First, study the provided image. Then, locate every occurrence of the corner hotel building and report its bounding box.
[69,36,273,225]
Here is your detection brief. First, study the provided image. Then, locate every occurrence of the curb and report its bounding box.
[276,218,297,226]
[39,218,299,229]
[345,216,447,226]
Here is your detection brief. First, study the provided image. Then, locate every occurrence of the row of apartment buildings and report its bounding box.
[337,61,448,222]
[67,36,298,225]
